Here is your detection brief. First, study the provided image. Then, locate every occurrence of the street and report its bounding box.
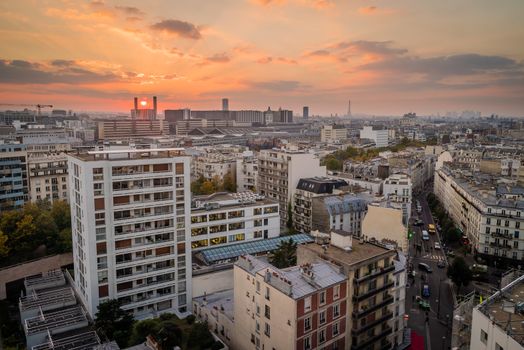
[406,191,454,350]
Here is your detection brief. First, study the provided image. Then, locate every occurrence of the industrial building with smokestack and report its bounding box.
[131,96,157,120]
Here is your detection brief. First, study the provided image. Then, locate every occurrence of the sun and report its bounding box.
[140,100,147,107]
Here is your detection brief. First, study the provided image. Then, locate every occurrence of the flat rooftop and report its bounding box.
[300,240,394,267]
[20,287,76,312]
[478,275,524,345]
[193,289,234,321]
[69,148,186,161]
[25,306,88,336]
[192,191,277,211]
[32,331,101,350]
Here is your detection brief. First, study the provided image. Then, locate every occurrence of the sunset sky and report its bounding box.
[1,0,523,116]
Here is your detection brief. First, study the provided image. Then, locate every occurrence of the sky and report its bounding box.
[1,0,524,116]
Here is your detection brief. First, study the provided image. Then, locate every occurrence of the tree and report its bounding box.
[11,215,37,253]
[187,322,215,350]
[0,230,9,258]
[51,200,71,231]
[286,203,295,234]
[201,180,216,195]
[270,238,297,268]
[447,257,472,294]
[157,319,182,349]
[325,157,342,171]
[222,172,236,192]
[94,300,134,347]
[130,319,160,345]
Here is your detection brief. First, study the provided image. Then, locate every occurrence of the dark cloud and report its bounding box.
[249,80,307,91]
[0,59,118,84]
[114,6,145,17]
[362,53,524,80]
[205,53,230,63]
[307,49,330,56]
[332,40,408,56]
[150,19,202,39]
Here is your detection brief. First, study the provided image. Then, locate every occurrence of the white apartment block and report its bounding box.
[28,153,69,203]
[470,274,524,350]
[192,151,238,182]
[257,147,326,226]
[360,126,389,148]
[383,173,412,225]
[320,125,347,143]
[236,151,258,192]
[434,167,524,265]
[190,192,279,250]
[67,148,192,319]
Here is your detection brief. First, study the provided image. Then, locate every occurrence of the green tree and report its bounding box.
[201,180,216,195]
[222,172,236,192]
[270,238,297,268]
[0,230,9,258]
[51,200,71,231]
[130,319,160,345]
[187,322,215,350]
[11,215,37,252]
[191,175,206,194]
[57,227,72,252]
[0,210,23,237]
[447,257,472,294]
[94,300,134,347]
[157,319,182,349]
[325,157,342,171]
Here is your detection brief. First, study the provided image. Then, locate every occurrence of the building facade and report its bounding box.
[190,192,279,251]
[360,126,389,148]
[320,125,347,144]
[28,153,69,203]
[234,254,348,350]
[67,148,192,318]
[236,151,258,192]
[382,173,412,225]
[0,142,28,210]
[257,147,326,226]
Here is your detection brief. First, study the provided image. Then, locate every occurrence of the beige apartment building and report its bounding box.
[258,147,326,227]
[298,231,398,349]
[234,254,348,350]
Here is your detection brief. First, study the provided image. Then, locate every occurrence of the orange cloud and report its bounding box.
[358,6,395,15]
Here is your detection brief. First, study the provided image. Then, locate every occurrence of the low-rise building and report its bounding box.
[297,231,399,349]
[236,151,258,192]
[362,204,409,253]
[311,194,369,236]
[360,126,389,148]
[321,125,347,143]
[383,173,412,225]
[234,254,348,350]
[190,192,279,251]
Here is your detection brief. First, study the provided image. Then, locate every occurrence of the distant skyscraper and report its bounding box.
[222,98,229,111]
[347,99,352,117]
[303,106,309,119]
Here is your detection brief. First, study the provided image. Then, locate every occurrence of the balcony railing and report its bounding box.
[352,312,393,335]
[353,281,394,302]
[352,295,394,318]
[354,265,395,284]
[351,327,392,350]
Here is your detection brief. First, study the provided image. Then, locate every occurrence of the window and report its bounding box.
[516,231,520,239]
[304,296,311,312]
[256,281,260,293]
[486,218,491,224]
[333,285,340,299]
[517,222,521,229]
[304,336,311,350]
[304,317,311,331]
[264,323,270,337]
[333,322,339,336]
[265,287,270,300]
[319,329,326,343]
[320,291,326,305]
[265,305,270,319]
[495,343,504,350]
[480,329,488,344]
[333,303,340,317]
[319,310,326,324]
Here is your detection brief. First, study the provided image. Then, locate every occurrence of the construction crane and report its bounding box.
[0,103,53,116]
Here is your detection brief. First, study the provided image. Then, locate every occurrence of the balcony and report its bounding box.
[353,281,394,302]
[352,312,393,335]
[351,327,392,350]
[352,295,394,318]
[354,265,395,284]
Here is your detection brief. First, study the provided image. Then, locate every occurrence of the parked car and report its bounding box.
[418,262,432,273]
[434,242,441,250]
[414,219,424,226]
[422,284,430,297]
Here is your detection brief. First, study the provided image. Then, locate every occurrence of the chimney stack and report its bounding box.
[153,96,157,120]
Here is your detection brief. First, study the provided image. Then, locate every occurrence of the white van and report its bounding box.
[422,230,429,241]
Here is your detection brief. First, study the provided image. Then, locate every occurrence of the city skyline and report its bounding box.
[1,0,524,116]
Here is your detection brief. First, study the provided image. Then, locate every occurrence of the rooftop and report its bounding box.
[296,177,348,194]
[25,306,88,336]
[323,195,369,216]
[20,287,76,312]
[299,239,394,268]
[193,289,235,322]
[195,233,314,265]
[32,331,101,350]
[237,254,346,299]
[477,274,524,345]
[69,147,186,161]
[192,191,276,211]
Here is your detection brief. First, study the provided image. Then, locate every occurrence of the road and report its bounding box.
[406,191,453,350]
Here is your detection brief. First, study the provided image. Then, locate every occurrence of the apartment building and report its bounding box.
[96,119,169,140]
[190,192,279,251]
[258,147,326,226]
[382,173,412,225]
[293,177,349,233]
[362,204,409,253]
[236,151,258,192]
[0,142,28,210]
[470,274,524,350]
[434,166,524,265]
[320,125,347,144]
[28,153,69,203]
[67,148,192,319]
[298,231,398,350]
[191,148,240,182]
[360,126,389,148]
[234,254,348,350]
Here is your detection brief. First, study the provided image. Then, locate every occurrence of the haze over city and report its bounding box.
[1,0,524,115]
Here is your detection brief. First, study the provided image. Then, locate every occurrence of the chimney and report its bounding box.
[133,97,138,110]
[153,96,157,119]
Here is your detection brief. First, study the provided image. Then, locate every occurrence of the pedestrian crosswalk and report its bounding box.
[421,254,446,262]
